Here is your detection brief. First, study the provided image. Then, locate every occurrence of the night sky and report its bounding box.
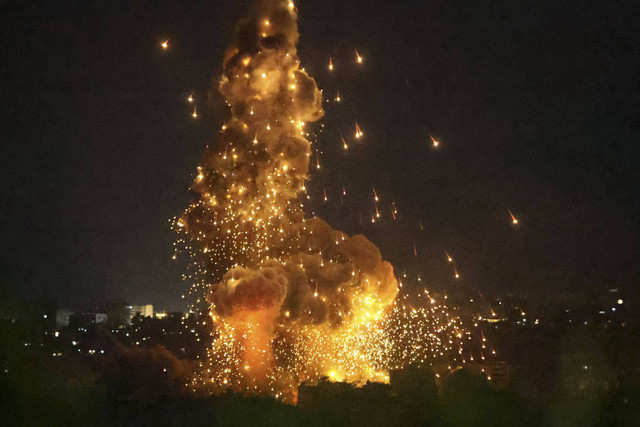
[2,0,639,311]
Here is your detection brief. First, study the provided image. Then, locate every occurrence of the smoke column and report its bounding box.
[176,0,398,399]
[175,0,483,402]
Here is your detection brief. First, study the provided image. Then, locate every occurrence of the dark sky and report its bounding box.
[2,0,639,311]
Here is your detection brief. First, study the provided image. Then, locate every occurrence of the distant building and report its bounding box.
[127,304,153,323]
[486,360,512,389]
[55,309,74,328]
[94,312,108,323]
[106,302,130,327]
[68,311,108,330]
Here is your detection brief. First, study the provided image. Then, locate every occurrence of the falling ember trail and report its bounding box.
[508,209,519,224]
[355,121,363,138]
[174,0,483,402]
[430,134,439,148]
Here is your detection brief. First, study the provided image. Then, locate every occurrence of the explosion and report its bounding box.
[174,0,488,402]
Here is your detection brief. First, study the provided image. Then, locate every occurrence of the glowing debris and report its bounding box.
[430,134,439,148]
[508,209,519,224]
[171,0,492,403]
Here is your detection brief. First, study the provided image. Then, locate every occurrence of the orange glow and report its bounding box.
[429,135,439,148]
[508,209,519,224]
[355,122,363,138]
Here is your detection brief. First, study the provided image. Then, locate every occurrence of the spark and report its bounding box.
[429,134,439,148]
[342,136,348,150]
[355,50,363,63]
[328,57,334,71]
[192,107,198,119]
[161,40,169,49]
[187,94,194,103]
[508,209,519,224]
[355,122,363,138]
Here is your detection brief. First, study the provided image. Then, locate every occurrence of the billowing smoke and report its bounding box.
[178,0,398,398]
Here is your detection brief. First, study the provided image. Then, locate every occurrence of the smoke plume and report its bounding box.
[178,0,401,399]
